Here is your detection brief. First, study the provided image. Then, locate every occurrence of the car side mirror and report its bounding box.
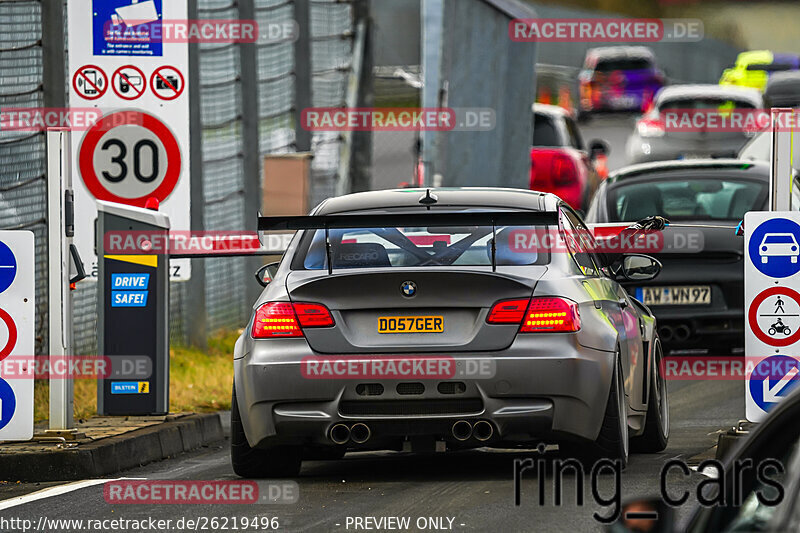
[589,139,609,160]
[621,254,661,282]
[255,262,280,287]
[605,497,676,532]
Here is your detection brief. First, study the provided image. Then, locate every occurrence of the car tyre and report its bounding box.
[632,339,669,453]
[231,384,302,478]
[561,354,629,469]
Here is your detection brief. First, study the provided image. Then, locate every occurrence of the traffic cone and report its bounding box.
[539,87,551,105]
[559,86,573,113]
[595,153,609,180]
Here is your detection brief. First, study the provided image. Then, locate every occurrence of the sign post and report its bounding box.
[67,0,191,282]
[745,213,800,421]
[46,130,78,431]
[0,231,35,441]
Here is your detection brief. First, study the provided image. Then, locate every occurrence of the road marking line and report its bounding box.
[0,477,144,510]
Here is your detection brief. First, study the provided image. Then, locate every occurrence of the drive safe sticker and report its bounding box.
[111,273,150,307]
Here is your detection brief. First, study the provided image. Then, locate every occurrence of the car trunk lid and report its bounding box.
[285,269,546,353]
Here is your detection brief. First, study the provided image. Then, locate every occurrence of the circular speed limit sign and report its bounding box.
[79,110,181,207]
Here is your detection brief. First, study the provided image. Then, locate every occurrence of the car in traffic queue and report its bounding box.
[719,50,800,92]
[530,103,609,212]
[578,46,665,120]
[231,188,670,477]
[625,85,764,165]
[585,159,799,355]
[764,70,800,108]
[610,383,800,533]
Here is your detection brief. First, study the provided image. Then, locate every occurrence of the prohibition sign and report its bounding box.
[749,286,800,347]
[79,110,181,207]
[0,308,17,362]
[150,66,185,101]
[72,65,108,100]
[112,65,147,101]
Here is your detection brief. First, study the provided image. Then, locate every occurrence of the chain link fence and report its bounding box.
[0,0,356,353]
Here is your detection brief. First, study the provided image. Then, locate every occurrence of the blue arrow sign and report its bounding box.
[0,240,17,294]
[0,378,16,431]
[749,355,800,412]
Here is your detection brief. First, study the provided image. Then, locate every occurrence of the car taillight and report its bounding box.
[293,302,335,328]
[487,297,580,333]
[551,154,578,186]
[520,297,581,332]
[636,116,665,138]
[487,299,529,324]
[251,302,334,338]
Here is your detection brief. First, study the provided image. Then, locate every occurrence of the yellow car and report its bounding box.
[719,50,800,92]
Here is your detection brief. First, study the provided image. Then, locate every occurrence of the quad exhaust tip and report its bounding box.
[473,420,494,441]
[350,423,371,444]
[451,420,473,441]
[674,324,691,342]
[451,420,494,441]
[329,423,351,445]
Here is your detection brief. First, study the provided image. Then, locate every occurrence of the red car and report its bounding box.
[530,103,609,211]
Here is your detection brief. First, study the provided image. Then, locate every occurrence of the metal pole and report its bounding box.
[41,1,65,109]
[350,0,374,194]
[186,0,207,348]
[239,0,264,306]
[421,0,445,185]
[770,108,793,212]
[294,0,312,152]
[46,130,73,430]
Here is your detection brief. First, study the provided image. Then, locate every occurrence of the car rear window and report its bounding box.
[594,58,652,72]
[532,113,562,147]
[659,97,757,111]
[293,225,550,270]
[606,177,767,222]
[746,63,795,72]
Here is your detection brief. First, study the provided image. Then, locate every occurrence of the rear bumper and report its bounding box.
[233,334,615,449]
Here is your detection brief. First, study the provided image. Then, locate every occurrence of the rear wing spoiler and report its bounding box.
[257,211,559,274]
[257,211,559,231]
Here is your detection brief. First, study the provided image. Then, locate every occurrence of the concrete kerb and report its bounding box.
[0,413,223,482]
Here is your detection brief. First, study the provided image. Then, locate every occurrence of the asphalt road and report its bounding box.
[0,379,743,533]
[579,113,639,173]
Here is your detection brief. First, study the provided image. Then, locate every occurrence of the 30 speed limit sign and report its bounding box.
[79,111,181,207]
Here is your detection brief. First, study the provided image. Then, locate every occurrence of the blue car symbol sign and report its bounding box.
[400,281,417,297]
[749,218,800,278]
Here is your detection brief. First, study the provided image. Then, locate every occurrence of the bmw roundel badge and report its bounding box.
[400,280,417,297]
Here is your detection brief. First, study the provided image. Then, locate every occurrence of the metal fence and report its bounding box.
[0,0,356,354]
